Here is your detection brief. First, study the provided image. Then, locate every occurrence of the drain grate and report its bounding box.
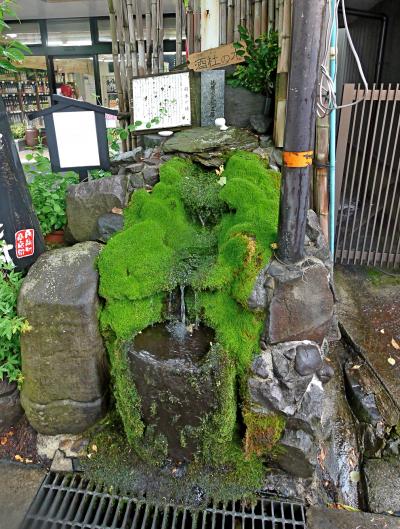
[21,472,306,529]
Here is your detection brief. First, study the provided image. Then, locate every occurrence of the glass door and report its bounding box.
[52,57,97,105]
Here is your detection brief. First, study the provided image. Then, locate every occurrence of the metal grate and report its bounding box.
[21,472,306,529]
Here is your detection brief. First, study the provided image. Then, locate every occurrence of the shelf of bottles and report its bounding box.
[0,71,51,126]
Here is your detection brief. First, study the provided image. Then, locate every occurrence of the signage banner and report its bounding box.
[187,43,245,72]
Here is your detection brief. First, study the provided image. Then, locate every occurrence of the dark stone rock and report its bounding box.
[248,342,321,417]
[129,173,145,190]
[295,343,323,376]
[127,323,222,461]
[18,242,108,434]
[276,427,316,478]
[144,148,154,159]
[163,127,258,156]
[307,507,400,529]
[250,114,273,134]
[247,268,273,311]
[0,379,23,432]
[143,134,163,149]
[142,165,160,187]
[66,175,130,242]
[264,259,334,345]
[126,162,144,173]
[316,361,335,384]
[224,85,266,128]
[269,148,283,170]
[364,458,400,513]
[97,213,124,242]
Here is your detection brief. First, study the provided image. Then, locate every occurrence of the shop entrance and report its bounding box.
[50,56,97,105]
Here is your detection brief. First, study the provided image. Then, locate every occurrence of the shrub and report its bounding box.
[26,152,79,235]
[10,123,26,140]
[229,25,279,95]
[0,251,29,384]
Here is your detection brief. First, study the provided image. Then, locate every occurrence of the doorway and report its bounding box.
[51,56,98,105]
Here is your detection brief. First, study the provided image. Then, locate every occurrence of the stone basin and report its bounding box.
[127,322,217,461]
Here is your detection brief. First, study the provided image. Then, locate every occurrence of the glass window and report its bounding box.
[6,21,41,45]
[98,18,112,42]
[47,19,92,47]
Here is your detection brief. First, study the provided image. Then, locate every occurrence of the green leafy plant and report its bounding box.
[26,150,79,235]
[0,0,31,72]
[229,26,279,95]
[10,122,25,139]
[0,250,30,384]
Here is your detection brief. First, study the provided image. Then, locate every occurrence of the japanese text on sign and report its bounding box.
[132,72,191,131]
[15,229,35,259]
[188,43,245,72]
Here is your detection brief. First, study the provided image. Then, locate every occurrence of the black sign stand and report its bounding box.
[28,95,119,180]
[0,98,45,271]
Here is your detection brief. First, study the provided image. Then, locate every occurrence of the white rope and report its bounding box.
[317,0,369,118]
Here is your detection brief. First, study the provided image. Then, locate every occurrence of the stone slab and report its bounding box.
[364,458,400,514]
[307,507,400,529]
[335,266,400,410]
[0,462,46,529]
[200,70,225,126]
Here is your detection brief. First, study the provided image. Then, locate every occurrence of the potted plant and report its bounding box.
[26,150,79,244]
[0,253,28,432]
[25,124,39,148]
[226,26,279,129]
[10,122,26,151]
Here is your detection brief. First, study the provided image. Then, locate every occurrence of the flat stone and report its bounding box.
[364,458,400,513]
[0,379,23,432]
[18,242,108,434]
[295,343,323,376]
[66,175,130,242]
[307,507,400,529]
[112,147,143,163]
[126,162,145,173]
[50,449,74,472]
[264,259,334,345]
[163,126,258,155]
[97,213,124,243]
[37,433,88,459]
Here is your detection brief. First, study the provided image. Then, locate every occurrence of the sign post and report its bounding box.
[0,98,45,271]
[28,96,119,182]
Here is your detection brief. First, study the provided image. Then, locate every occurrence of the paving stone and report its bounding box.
[307,506,400,529]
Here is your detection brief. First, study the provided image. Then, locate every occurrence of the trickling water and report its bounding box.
[180,285,186,325]
[168,291,173,316]
[194,291,199,329]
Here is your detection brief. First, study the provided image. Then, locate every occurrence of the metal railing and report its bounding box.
[335,84,400,268]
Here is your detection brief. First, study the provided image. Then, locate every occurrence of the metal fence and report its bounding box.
[335,84,400,268]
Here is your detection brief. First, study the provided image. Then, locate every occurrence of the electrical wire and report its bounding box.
[317,0,369,118]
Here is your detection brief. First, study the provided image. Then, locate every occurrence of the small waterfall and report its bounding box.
[180,285,186,325]
[194,290,199,329]
[168,291,173,316]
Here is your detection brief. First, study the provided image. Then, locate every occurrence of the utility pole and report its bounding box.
[0,98,45,271]
[277,0,326,263]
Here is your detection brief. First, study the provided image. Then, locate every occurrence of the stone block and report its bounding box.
[66,175,130,242]
[224,85,266,128]
[264,259,334,345]
[364,458,400,513]
[18,242,108,434]
[97,213,124,243]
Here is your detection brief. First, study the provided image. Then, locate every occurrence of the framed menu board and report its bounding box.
[132,71,191,132]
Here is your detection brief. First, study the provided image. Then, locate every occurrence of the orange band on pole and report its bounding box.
[283,150,314,168]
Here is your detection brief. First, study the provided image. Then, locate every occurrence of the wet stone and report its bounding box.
[295,344,323,376]
[316,361,335,384]
[127,323,220,461]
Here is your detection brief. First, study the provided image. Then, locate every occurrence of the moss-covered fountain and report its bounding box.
[97,151,283,471]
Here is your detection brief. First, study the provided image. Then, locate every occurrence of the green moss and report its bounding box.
[243,410,286,458]
[98,151,281,462]
[366,267,400,286]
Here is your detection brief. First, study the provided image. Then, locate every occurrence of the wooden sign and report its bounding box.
[188,43,245,72]
[132,72,191,131]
